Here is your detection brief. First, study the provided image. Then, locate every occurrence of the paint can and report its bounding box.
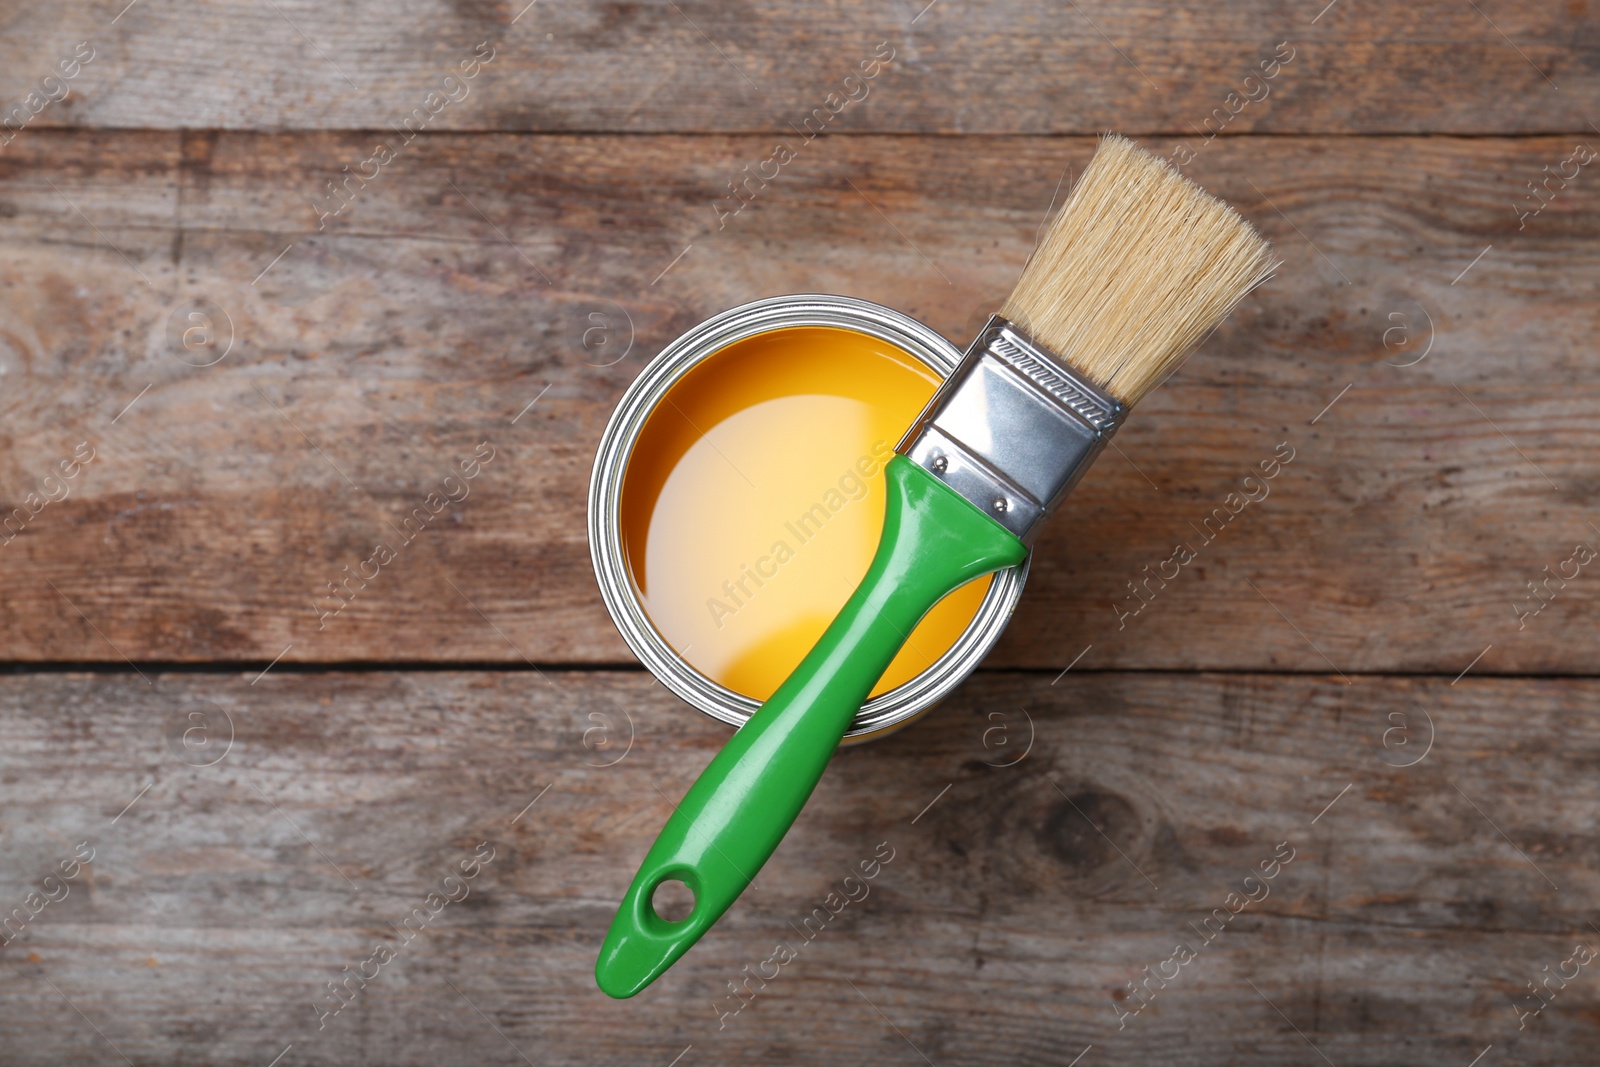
[588,295,1027,742]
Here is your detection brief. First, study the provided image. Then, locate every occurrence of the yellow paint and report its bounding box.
[621,326,992,701]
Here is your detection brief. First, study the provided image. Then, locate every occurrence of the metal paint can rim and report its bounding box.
[588,294,1027,741]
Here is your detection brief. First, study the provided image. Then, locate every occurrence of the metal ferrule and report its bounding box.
[896,316,1126,544]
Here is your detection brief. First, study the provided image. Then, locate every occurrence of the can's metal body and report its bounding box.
[588,295,1027,742]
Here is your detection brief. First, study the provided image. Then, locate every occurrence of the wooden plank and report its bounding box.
[0,131,1596,672]
[0,669,1595,1064]
[0,2,1593,134]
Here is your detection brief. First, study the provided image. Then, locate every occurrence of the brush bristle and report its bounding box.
[999,135,1277,407]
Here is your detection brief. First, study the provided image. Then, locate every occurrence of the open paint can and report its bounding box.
[588,295,1028,742]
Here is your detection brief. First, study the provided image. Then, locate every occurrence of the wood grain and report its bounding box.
[0,669,1594,1066]
[0,131,1595,673]
[0,2,1593,134]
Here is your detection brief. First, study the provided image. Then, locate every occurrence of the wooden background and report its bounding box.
[1,2,1596,1064]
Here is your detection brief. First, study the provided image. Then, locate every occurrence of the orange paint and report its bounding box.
[620,326,992,701]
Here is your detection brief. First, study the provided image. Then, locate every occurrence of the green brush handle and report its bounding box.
[595,456,1026,998]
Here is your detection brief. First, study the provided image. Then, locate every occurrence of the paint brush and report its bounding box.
[597,134,1277,997]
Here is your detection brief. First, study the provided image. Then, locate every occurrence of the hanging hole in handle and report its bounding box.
[650,878,696,923]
